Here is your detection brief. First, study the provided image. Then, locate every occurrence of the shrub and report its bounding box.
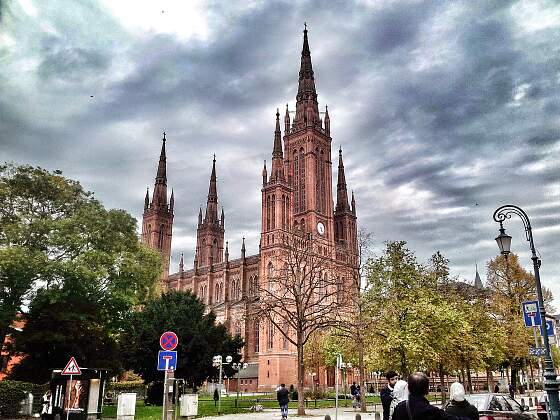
[145,381,164,406]
[0,380,44,417]
[107,380,146,398]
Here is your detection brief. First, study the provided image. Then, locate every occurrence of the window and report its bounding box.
[215,283,221,303]
[266,195,271,230]
[254,321,260,353]
[267,320,274,349]
[299,148,305,211]
[336,277,343,304]
[293,150,299,213]
[235,322,242,337]
[267,262,274,291]
[271,194,275,229]
[158,224,164,250]
[282,321,289,350]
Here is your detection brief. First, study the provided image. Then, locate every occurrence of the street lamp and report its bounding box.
[212,355,232,415]
[493,205,559,420]
[340,361,352,407]
[231,362,248,410]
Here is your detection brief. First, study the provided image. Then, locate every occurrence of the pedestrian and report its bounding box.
[444,382,479,420]
[41,390,52,420]
[277,383,290,420]
[508,383,515,399]
[354,385,362,410]
[350,381,357,397]
[493,383,499,393]
[392,372,469,420]
[389,380,409,420]
[381,371,399,420]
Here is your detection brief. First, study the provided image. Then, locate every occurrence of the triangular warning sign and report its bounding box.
[61,357,82,375]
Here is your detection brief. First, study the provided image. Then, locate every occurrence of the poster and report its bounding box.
[64,380,89,412]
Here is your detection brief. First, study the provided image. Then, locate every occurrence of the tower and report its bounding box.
[194,156,225,269]
[283,25,334,244]
[142,132,174,282]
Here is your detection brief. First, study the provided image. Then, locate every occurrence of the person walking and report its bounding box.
[381,371,399,420]
[41,390,52,420]
[444,382,479,420]
[277,383,290,420]
[389,380,409,420]
[392,372,470,420]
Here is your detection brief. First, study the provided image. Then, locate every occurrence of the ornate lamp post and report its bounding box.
[212,355,232,415]
[231,361,248,410]
[493,204,559,420]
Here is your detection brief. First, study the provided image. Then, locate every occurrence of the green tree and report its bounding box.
[0,164,162,377]
[486,254,551,389]
[121,291,244,390]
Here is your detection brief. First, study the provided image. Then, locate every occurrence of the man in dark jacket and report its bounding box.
[381,371,399,420]
[277,383,290,420]
[393,372,469,420]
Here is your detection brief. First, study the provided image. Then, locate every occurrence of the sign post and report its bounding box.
[159,332,178,420]
[61,357,82,420]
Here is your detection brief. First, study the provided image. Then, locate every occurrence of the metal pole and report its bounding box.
[66,375,72,420]
[162,360,168,420]
[335,355,340,420]
[493,205,560,420]
[218,363,223,415]
[236,368,240,411]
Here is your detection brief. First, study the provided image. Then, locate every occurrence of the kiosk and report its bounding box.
[47,368,108,420]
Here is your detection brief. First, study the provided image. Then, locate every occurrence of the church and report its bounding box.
[140,27,359,391]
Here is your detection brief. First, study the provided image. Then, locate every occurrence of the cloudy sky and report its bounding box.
[1,0,559,306]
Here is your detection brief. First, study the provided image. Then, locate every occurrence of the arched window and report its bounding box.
[267,320,274,349]
[271,194,275,229]
[215,283,221,303]
[158,224,165,250]
[293,150,299,213]
[254,321,260,353]
[282,321,289,350]
[267,262,274,291]
[266,195,271,230]
[299,148,306,211]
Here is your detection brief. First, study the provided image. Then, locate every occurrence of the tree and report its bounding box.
[328,227,374,412]
[486,254,552,389]
[0,164,162,377]
[253,231,346,415]
[121,291,244,392]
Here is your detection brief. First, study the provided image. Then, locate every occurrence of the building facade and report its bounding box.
[141,28,359,391]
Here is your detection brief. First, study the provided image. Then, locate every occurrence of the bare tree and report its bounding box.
[252,230,346,415]
[333,227,375,412]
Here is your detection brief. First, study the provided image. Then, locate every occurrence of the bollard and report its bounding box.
[375,412,381,420]
[325,415,332,420]
[355,414,362,420]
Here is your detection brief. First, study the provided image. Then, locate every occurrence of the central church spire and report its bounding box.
[205,155,218,224]
[294,25,320,129]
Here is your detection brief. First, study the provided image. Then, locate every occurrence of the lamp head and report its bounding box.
[225,355,233,363]
[495,225,512,255]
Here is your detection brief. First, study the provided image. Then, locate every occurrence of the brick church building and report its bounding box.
[141,27,359,391]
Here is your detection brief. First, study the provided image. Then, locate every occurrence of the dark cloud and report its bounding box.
[1,0,559,304]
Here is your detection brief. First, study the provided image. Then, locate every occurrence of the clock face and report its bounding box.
[317,222,325,235]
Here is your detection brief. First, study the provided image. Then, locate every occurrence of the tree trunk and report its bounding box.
[461,368,466,388]
[530,362,535,392]
[359,339,367,412]
[297,333,305,415]
[466,363,473,393]
[439,363,446,402]
[511,368,517,391]
[486,368,491,392]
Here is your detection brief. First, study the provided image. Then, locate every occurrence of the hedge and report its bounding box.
[0,380,45,417]
[107,380,146,398]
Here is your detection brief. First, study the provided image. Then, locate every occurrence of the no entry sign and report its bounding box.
[160,331,178,351]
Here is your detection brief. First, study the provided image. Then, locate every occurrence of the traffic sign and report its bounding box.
[529,347,547,356]
[160,331,178,351]
[157,351,177,371]
[61,357,82,375]
[522,301,542,327]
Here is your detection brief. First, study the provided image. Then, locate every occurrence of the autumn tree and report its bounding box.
[486,253,552,389]
[253,231,346,415]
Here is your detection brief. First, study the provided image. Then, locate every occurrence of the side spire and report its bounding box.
[179,253,184,273]
[336,148,350,212]
[474,263,483,289]
[351,190,356,215]
[271,109,284,181]
[144,187,150,211]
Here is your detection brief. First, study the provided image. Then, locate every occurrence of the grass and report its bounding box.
[101,394,388,419]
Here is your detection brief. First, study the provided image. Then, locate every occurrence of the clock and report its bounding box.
[317,222,325,236]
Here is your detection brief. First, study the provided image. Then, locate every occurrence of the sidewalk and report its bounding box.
[199,407,381,420]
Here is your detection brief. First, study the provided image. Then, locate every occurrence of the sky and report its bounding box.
[1,0,559,307]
